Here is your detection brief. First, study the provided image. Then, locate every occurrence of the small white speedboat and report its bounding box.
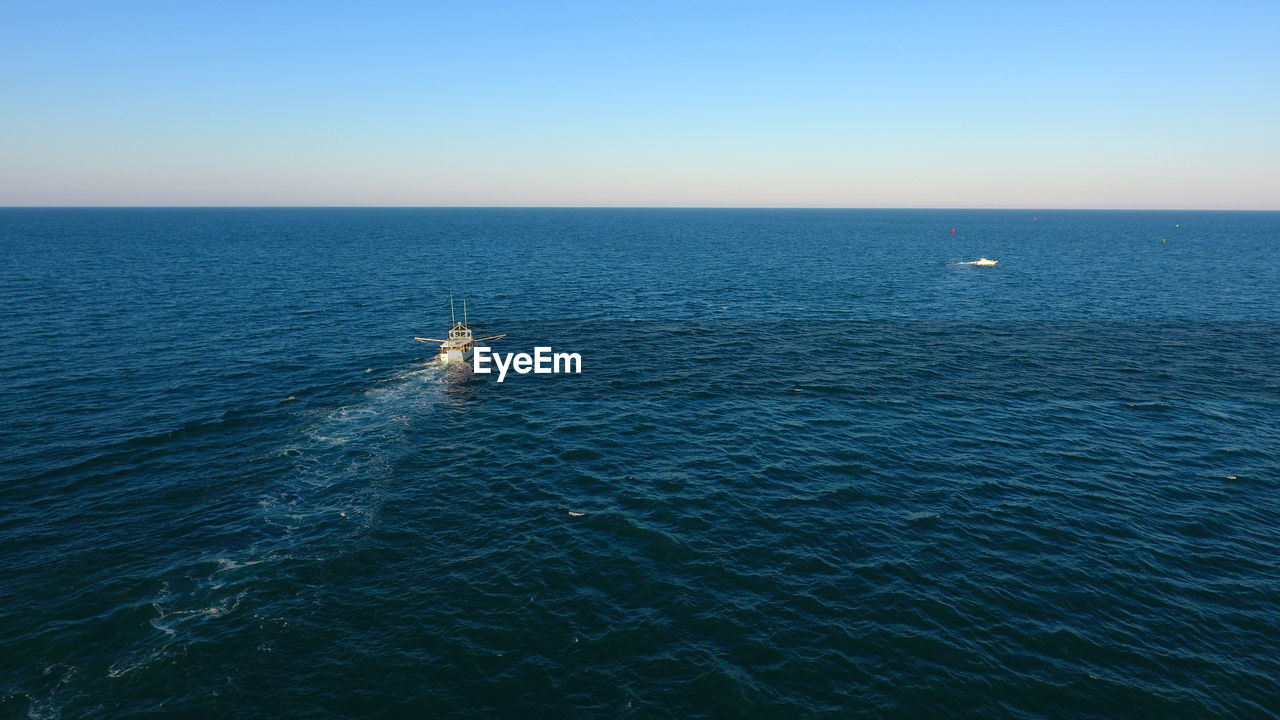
[950,257,998,266]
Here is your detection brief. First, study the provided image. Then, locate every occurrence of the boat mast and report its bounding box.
[463,299,468,326]
[450,292,456,324]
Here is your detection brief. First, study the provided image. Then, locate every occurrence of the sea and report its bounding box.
[1,208,1276,718]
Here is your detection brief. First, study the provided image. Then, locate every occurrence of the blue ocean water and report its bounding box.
[0,208,1277,718]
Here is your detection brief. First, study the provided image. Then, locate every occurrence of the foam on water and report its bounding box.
[88,359,455,688]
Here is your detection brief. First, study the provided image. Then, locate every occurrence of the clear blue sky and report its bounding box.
[2,0,1277,207]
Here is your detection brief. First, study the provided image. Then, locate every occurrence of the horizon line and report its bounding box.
[2,205,1278,212]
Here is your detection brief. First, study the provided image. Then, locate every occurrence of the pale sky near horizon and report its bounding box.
[1,1,1278,209]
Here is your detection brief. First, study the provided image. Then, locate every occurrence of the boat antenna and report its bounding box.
[450,292,456,324]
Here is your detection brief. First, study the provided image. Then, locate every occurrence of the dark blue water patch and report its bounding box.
[1,209,1278,718]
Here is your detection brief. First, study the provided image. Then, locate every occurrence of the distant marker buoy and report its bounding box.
[949,227,956,234]
[1032,216,1038,221]
[1175,224,1180,228]
[1161,238,1167,244]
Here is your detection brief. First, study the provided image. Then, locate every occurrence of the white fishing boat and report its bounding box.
[414,296,506,364]
[950,257,999,266]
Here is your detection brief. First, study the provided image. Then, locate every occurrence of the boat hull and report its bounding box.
[440,346,474,364]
